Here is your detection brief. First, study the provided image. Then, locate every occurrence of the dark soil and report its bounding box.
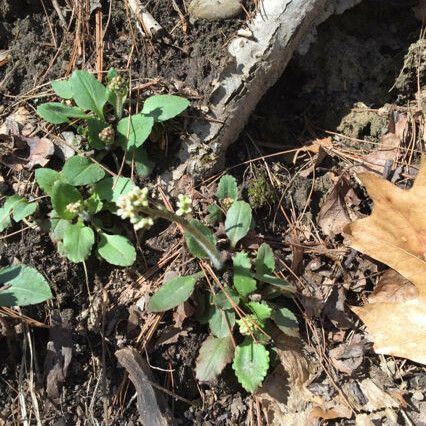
[1,0,425,425]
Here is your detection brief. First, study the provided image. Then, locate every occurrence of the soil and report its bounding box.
[0,0,425,425]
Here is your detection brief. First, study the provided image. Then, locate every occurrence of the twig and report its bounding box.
[95,8,104,81]
[51,0,67,28]
[127,0,165,39]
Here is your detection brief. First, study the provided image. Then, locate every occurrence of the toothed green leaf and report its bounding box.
[233,339,269,392]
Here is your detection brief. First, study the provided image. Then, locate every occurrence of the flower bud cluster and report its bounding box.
[176,194,192,216]
[116,187,153,231]
[237,315,258,336]
[66,200,83,214]
[98,127,115,145]
[108,75,127,95]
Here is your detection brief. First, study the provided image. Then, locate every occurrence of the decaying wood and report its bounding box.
[171,0,363,180]
[115,347,175,426]
[128,0,165,39]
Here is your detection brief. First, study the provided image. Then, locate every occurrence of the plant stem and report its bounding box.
[116,94,124,120]
[139,206,224,271]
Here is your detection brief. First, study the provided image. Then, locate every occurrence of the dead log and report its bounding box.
[169,0,363,181]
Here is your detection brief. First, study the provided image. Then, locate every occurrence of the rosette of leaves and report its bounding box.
[35,156,137,267]
[37,69,189,177]
[147,174,298,392]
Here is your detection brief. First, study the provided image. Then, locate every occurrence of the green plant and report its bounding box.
[0,264,52,306]
[37,69,189,177]
[34,163,137,266]
[138,175,298,392]
[247,174,276,209]
[16,68,190,267]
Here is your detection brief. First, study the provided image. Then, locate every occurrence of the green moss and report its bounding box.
[247,176,275,209]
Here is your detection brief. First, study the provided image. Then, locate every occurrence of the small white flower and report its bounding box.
[176,194,192,216]
[66,200,82,214]
[134,216,154,230]
[116,187,154,230]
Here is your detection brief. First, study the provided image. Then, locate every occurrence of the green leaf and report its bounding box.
[97,233,136,266]
[51,181,83,220]
[217,175,238,201]
[253,273,295,293]
[12,199,37,222]
[94,176,136,203]
[50,217,71,241]
[195,336,234,382]
[0,264,52,307]
[36,102,88,124]
[87,118,109,149]
[232,339,270,392]
[233,252,256,297]
[213,288,239,310]
[62,223,95,263]
[184,219,217,260]
[117,114,154,149]
[126,146,154,178]
[51,79,73,99]
[0,195,24,231]
[255,243,275,275]
[207,204,223,225]
[35,168,63,195]
[148,274,201,312]
[70,70,107,118]
[209,307,235,338]
[85,193,103,214]
[271,307,299,337]
[62,155,105,186]
[246,301,272,322]
[142,95,189,122]
[225,201,252,248]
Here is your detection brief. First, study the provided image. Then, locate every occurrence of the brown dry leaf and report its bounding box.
[257,335,353,425]
[344,156,426,364]
[44,310,73,400]
[358,379,400,412]
[329,336,366,375]
[0,50,10,67]
[318,177,352,236]
[0,108,54,170]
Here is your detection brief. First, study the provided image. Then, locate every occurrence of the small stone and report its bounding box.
[188,0,242,22]
[412,390,424,401]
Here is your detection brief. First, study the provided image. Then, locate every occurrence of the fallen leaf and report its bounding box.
[115,347,174,425]
[344,156,426,364]
[172,302,194,328]
[0,108,54,170]
[154,325,190,348]
[329,336,366,375]
[257,334,353,425]
[369,269,417,304]
[308,405,352,422]
[317,177,352,236]
[44,310,73,400]
[358,379,400,412]
[0,50,10,67]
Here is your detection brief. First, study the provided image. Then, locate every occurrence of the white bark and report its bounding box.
[171,0,363,180]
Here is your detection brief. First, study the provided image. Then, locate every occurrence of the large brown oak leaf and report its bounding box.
[344,157,426,364]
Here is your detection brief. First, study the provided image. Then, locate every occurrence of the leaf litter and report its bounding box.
[1,2,426,425]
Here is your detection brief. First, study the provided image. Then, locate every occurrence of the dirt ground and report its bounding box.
[0,0,426,425]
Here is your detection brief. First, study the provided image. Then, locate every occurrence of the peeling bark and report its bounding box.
[169,0,362,181]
